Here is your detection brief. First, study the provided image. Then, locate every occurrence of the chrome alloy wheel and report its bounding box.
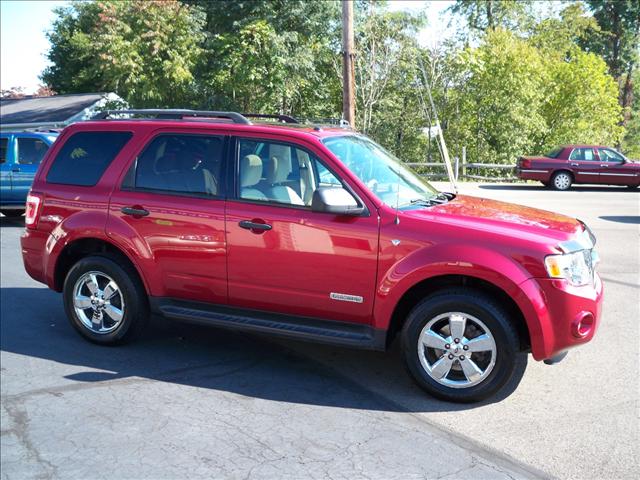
[73,271,125,334]
[417,312,497,389]
[554,172,571,190]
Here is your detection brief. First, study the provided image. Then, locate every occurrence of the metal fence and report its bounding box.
[405,160,518,181]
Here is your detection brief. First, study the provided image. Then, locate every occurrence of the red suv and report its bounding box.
[20,110,603,402]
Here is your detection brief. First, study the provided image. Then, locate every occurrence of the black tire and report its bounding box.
[63,254,149,345]
[401,288,527,403]
[551,171,572,190]
[1,209,24,217]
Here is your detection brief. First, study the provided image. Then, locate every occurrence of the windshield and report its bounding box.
[323,135,439,208]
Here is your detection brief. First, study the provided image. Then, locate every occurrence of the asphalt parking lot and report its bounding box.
[1,182,638,479]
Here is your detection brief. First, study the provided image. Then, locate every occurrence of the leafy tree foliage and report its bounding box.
[42,1,205,107]
[40,0,633,166]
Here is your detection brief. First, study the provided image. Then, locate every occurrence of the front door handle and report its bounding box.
[600,164,609,167]
[121,206,149,217]
[11,167,20,172]
[239,220,272,231]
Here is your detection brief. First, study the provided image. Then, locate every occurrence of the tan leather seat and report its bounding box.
[240,155,267,201]
[265,144,304,205]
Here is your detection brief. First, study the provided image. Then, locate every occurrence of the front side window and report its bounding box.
[237,139,340,207]
[47,131,132,186]
[599,148,625,163]
[323,135,438,208]
[133,134,223,197]
[0,138,7,164]
[569,148,596,161]
[17,137,50,165]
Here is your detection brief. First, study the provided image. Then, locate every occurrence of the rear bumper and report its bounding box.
[20,228,50,286]
[515,167,552,182]
[518,274,603,361]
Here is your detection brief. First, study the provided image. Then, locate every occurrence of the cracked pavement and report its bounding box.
[2,183,638,479]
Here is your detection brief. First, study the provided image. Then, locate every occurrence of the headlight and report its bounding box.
[545,249,598,286]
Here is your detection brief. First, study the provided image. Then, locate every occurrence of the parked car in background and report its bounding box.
[21,110,602,403]
[1,131,58,216]
[516,145,639,190]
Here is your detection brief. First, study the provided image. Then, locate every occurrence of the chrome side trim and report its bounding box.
[330,292,364,304]
[520,169,548,173]
[577,172,600,176]
[601,173,638,177]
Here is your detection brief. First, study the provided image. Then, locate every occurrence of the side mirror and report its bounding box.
[311,187,364,216]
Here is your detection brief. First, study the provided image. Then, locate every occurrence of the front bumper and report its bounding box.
[517,273,603,361]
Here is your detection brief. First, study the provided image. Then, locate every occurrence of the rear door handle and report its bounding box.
[121,206,149,217]
[570,163,579,167]
[11,167,20,172]
[239,220,272,231]
[600,164,609,167]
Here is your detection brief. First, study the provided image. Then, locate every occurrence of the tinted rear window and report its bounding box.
[46,132,132,186]
[546,147,563,158]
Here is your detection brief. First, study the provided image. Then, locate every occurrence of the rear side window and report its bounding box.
[0,138,7,164]
[132,134,224,197]
[17,137,49,165]
[569,148,596,161]
[46,132,132,186]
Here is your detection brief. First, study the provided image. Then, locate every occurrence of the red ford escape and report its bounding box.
[20,110,603,402]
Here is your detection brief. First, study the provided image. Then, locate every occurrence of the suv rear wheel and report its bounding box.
[63,255,148,345]
[401,289,527,403]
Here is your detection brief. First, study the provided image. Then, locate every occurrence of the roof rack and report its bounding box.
[242,113,299,124]
[92,109,301,125]
[92,109,252,124]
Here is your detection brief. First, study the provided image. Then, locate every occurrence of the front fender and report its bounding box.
[373,244,545,354]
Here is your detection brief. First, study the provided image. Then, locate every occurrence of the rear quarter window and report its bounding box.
[46,131,132,186]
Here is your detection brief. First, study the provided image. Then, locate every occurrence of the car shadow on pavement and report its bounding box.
[0,216,24,227]
[0,287,520,413]
[599,215,640,224]
[478,184,638,192]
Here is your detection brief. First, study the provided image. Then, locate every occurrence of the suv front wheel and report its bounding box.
[401,289,527,403]
[63,254,149,345]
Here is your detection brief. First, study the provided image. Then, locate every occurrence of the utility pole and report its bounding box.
[342,0,355,127]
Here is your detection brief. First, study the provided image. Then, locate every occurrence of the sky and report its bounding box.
[0,0,455,94]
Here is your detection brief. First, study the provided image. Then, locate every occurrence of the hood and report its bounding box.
[404,195,582,244]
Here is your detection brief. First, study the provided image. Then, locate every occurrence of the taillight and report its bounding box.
[25,193,42,229]
[519,157,531,168]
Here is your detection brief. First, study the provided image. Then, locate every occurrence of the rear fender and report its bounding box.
[44,210,149,293]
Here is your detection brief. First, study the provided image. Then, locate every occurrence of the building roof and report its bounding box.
[0,93,109,125]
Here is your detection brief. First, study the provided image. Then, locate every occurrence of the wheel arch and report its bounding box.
[53,237,148,294]
[384,274,531,352]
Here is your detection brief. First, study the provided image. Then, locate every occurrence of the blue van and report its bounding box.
[1,131,58,216]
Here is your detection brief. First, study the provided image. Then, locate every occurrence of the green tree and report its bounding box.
[352,5,429,163]
[191,0,341,117]
[441,29,622,167]
[582,0,640,126]
[447,0,534,37]
[42,1,205,107]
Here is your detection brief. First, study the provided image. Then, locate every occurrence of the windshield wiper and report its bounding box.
[409,198,439,207]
